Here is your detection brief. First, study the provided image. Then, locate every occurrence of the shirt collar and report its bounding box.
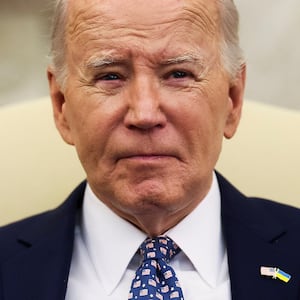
[166,172,226,287]
[81,185,147,295]
[81,172,224,293]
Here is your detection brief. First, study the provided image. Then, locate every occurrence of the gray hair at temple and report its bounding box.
[49,0,245,88]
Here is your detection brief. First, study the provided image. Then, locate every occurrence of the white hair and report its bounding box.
[218,0,245,80]
[49,0,68,87]
[49,0,245,86]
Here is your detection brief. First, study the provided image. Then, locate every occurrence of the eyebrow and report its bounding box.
[85,55,126,70]
[160,54,205,66]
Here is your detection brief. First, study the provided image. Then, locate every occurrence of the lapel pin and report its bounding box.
[260,266,291,283]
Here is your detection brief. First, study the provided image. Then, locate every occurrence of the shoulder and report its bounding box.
[245,196,300,235]
[217,172,300,230]
[0,181,86,261]
[249,196,300,219]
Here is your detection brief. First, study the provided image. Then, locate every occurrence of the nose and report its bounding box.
[123,77,167,130]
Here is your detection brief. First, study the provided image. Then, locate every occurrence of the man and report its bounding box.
[0,0,300,299]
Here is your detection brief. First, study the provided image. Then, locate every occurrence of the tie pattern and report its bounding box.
[128,236,184,300]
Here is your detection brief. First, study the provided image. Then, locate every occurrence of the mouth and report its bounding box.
[124,154,173,160]
[116,152,178,163]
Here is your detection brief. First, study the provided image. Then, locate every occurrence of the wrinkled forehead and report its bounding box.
[66,0,221,41]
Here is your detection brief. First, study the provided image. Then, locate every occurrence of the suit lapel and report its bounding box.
[1,182,86,300]
[218,173,300,300]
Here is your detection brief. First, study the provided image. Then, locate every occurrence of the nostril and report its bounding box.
[124,106,167,130]
[127,123,164,131]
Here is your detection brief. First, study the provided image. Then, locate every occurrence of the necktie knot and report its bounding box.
[140,236,180,263]
[129,235,184,300]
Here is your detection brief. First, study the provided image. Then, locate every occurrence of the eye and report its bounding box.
[170,70,189,79]
[164,69,195,81]
[93,71,125,93]
[98,73,121,81]
[162,68,198,88]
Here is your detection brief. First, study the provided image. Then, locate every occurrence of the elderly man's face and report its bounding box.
[49,0,245,234]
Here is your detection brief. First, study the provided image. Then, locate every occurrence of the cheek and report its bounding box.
[64,89,116,147]
[173,90,228,161]
[64,104,106,166]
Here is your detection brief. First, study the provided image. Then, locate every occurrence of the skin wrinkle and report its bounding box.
[105,0,182,27]
[183,1,219,37]
[67,3,106,40]
[67,1,180,45]
[66,0,218,51]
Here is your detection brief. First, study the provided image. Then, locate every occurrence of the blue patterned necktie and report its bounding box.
[128,236,184,300]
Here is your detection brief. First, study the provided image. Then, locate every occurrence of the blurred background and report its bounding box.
[0,0,299,109]
[0,0,52,107]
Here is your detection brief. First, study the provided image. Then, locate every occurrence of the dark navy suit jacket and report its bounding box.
[1,173,300,299]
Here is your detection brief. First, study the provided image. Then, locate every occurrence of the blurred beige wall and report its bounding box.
[0,1,299,109]
[0,0,52,106]
[235,0,300,110]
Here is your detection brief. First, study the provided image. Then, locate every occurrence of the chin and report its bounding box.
[121,187,186,215]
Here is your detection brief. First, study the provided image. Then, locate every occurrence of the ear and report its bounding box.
[47,67,74,145]
[224,64,246,139]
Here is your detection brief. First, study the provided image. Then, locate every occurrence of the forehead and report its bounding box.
[66,0,221,61]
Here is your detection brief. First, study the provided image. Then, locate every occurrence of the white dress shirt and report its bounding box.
[66,173,231,299]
